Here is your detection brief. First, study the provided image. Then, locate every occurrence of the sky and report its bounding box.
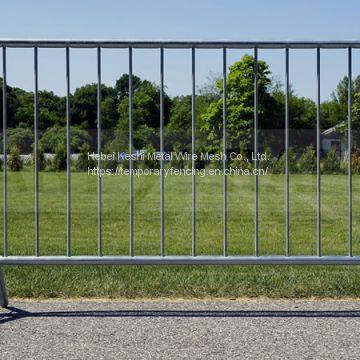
[1,0,360,101]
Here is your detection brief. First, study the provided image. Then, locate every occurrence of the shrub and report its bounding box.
[41,125,92,153]
[298,146,316,174]
[352,148,360,175]
[207,153,223,170]
[322,148,340,174]
[194,146,207,170]
[273,148,298,174]
[53,142,67,171]
[7,125,33,153]
[228,141,252,170]
[170,143,186,169]
[31,144,46,171]
[258,146,276,171]
[76,143,96,172]
[8,145,23,171]
[142,144,160,170]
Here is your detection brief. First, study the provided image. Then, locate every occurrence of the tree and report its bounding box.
[0,80,65,130]
[273,148,298,174]
[352,92,360,129]
[38,90,66,129]
[53,142,67,171]
[40,125,92,153]
[320,100,345,130]
[75,143,95,172]
[168,95,212,131]
[8,145,23,171]
[322,75,360,130]
[331,75,360,107]
[271,89,316,130]
[322,148,341,174]
[7,124,34,153]
[32,143,46,171]
[298,145,316,173]
[115,74,142,101]
[71,83,117,130]
[201,54,276,152]
[116,80,171,149]
[11,89,34,128]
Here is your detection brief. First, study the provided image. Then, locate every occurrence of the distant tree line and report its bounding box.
[1,54,360,172]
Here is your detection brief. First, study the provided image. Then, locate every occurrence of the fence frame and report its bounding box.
[1,40,360,307]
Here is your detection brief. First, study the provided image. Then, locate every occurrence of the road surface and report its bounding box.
[1,299,360,359]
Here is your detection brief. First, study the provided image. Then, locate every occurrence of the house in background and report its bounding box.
[321,122,347,159]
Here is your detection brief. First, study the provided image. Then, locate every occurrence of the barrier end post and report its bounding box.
[0,267,8,308]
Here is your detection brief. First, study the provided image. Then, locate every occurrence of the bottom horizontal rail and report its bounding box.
[0,255,360,265]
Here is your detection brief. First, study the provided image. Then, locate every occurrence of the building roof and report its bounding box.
[321,122,346,137]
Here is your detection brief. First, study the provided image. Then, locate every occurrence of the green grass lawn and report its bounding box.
[2,171,360,298]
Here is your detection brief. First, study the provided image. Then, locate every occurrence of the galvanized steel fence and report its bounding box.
[0,40,359,267]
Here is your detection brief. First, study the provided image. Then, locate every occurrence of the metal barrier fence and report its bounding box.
[0,40,360,279]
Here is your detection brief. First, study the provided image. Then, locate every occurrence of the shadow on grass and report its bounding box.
[1,306,360,325]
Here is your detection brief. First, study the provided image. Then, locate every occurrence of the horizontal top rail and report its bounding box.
[1,40,360,48]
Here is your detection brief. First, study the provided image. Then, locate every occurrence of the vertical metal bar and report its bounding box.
[348,47,353,257]
[223,47,228,257]
[34,46,39,256]
[66,46,71,257]
[129,47,134,257]
[2,47,7,257]
[191,47,196,257]
[316,48,321,257]
[254,47,259,256]
[97,46,102,257]
[160,48,165,256]
[285,48,290,257]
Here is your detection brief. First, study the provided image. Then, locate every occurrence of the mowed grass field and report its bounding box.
[2,171,360,298]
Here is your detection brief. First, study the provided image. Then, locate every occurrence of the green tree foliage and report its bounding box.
[53,142,67,171]
[168,95,193,130]
[321,75,360,130]
[75,143,96,172]
[298,145,316,174]
[258,146,276,171]
[38,91,66,129]
[352,149,360,175]
[8,145,23,171]
[115,74,142,101]
[169,143,186,169]
[7,124,34,153]
[273,148,298,174]
[228,141,252,170]
[118,80,171,130]
[2,62,360,172]
[168,95,212,131]
[352,92,360,131]
[8,88,34,128]
[71,84,118,130]
[272,89,316,129]
[0,81,65,129]
[32,143,46,171]
[116,79,171,150]
[166,94,212,153]
[140,144,160,170]
[41,125,91,153]
[201,55,278,151]
[322,148,341,174]
[320,100,345,130]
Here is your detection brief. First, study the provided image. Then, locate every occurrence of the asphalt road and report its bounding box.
[1,299,360,359]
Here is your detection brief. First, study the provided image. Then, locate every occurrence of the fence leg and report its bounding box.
[0,267,8,308]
